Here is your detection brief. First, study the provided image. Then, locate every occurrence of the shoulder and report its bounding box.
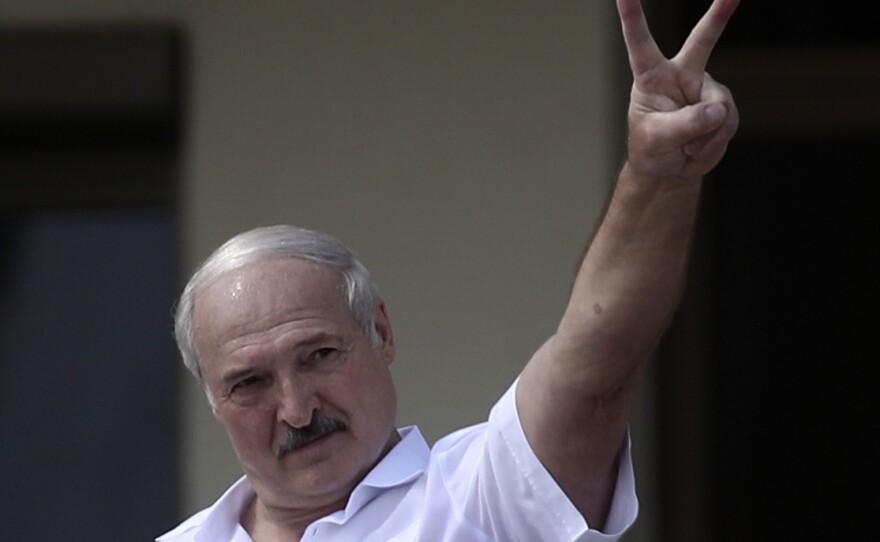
[425,379,637,541]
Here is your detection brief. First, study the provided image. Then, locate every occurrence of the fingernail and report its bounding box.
[705,104,725,124]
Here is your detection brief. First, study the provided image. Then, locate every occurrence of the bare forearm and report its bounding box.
[556,164,704,394]
[518,165,704,528]
[515,0,739,531]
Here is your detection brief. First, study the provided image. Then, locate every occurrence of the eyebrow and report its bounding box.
[291,331,341,350]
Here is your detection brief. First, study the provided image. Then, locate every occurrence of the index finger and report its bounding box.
[677,0,740,71]
[617,0,664,76]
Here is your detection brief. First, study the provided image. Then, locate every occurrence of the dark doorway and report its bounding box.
[0,210,179,539]
[650,1,879,540]
[704,137,877,540]
[0,27,184,540]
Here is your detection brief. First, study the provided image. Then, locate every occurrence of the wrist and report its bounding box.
[617,162,704,202]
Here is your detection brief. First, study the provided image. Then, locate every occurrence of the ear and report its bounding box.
[373,300,395,365]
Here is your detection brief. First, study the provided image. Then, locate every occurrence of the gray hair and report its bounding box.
[174,225,382,381]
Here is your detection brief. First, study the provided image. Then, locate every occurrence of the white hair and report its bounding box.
[174,225,381,382]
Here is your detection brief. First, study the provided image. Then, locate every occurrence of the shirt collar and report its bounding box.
[194,476,255,542]
[315,425,430,525]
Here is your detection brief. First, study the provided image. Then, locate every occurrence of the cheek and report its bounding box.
[354,367,396,430]
[218,406,275,451]
[314,349,397,430]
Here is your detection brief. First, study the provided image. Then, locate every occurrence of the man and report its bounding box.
[159,0,740,539]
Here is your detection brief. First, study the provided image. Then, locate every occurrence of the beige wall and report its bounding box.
[2,2,655,539]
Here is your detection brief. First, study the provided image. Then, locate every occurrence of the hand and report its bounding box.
[617,0,740,181]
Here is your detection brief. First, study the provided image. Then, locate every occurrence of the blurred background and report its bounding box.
[0,1,875,541]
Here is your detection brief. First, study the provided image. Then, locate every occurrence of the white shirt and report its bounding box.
[158,380,638,541]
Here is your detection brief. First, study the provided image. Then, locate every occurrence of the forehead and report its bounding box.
[192,258,349,346]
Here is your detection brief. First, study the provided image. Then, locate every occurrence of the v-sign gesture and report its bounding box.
[618,0,740,180]
[517,0,741,535]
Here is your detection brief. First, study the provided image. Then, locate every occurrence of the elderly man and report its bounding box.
[159,0,740,540]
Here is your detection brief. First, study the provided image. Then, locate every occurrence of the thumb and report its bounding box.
[638,101,727,150]
[681,101,727,138]
[701,102,728,131]
[682,102,727,156]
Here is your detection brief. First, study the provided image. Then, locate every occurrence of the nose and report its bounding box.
[275,377,319,428]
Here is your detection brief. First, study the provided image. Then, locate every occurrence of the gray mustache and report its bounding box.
[276,416,346,458]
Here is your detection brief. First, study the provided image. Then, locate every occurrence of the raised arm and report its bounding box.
[517,0,740,530]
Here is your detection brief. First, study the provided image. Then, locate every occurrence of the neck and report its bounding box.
[242,429,403,541]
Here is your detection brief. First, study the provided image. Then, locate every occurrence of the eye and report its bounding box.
[311,347,338,361]
[233,375,261,390]
[228,374,268,400]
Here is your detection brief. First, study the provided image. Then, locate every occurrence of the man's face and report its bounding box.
[193,258,398,510]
